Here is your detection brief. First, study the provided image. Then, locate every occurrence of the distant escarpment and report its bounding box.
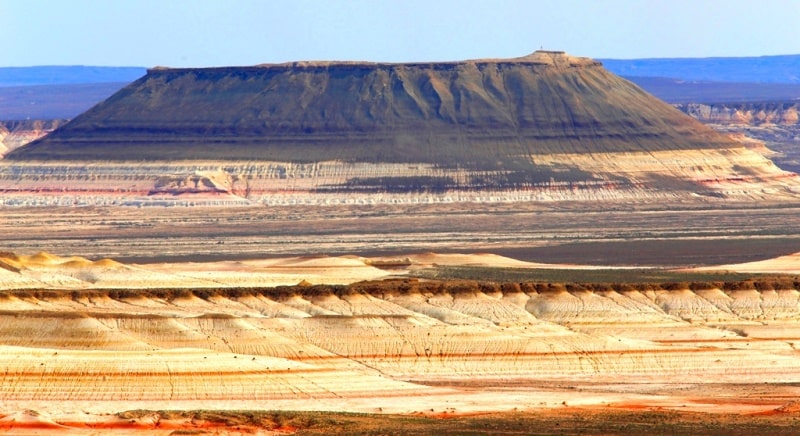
[677,102,800,125]
[0,120,64,158]
[676,102,800,174]
[9,51,734,164]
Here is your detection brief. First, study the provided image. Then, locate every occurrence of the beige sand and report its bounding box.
[3,251,800,433]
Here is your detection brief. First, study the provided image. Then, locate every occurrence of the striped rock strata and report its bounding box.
[2,276,800,416]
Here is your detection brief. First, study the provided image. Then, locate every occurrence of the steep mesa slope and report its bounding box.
[9,51,735,164]
[4,51,798,204]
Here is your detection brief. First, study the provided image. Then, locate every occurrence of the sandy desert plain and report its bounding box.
[4,51,800,434]
[3,200,800,434]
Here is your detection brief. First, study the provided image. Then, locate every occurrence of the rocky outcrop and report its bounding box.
[9,51,737,167]
[2,277,800,414]
[677,102,800,125]
[675,102,800,174]
[2,147,799,206]
[5,52,797,205]
[150,170,236,195]
[0,120,63,157]
[4,253,800,421]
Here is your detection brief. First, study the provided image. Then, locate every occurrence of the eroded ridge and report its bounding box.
[2,277,800,416]
[2,146,798,207]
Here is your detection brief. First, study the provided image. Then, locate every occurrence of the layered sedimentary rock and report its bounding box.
[677,102,800,126]
[0,120,63,158]
[676,102,800,174]
[4,251,800,426]
[9,51,734,163]
[3,270,800,415]
[3,147,797,207]
[4,51,797,205]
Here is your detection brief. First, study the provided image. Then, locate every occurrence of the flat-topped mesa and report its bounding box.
[505,50,601,67]
[148,51,599,72]
[8,50,735,165]
[7,50,797,204]
[248,50,600,70]
[0,120,64,158]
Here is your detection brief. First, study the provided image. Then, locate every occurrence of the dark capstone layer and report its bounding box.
[8,51,736,166]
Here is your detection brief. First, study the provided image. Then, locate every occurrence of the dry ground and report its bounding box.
[3,201,800,433]
[3,251,800,433]
[3,202,800,267]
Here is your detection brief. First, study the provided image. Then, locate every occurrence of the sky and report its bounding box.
[2,0,799,68]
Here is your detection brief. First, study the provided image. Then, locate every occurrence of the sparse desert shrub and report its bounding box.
[586,283,614,292]
[634,283,660,292]
[723,280,756,291]
[537,283,566,293]
[565,283,587,292]
[192,289,213,300]
[444,281,479,295]
[612,283,637,293]
[774,279,796,290]
[501,282,522,293]
[753,280,776,291]
[107,289,138,300]
[392,280,414,293]
[419,281,446,294]
[729,327,749,337]
[324,285,348,297]
[341,176,457,193]
[367,278,421,294]
[689,281,722,291]
[662,282,689,291]
[11,290,34,299]
[478,282,501,294]
[269,286,297,299]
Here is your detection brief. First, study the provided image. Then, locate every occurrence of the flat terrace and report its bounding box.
[2,201,800,267]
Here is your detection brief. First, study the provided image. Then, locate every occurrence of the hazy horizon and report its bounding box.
[2,0,799,68]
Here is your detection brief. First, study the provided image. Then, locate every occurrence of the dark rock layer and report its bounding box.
[8,51,736,167]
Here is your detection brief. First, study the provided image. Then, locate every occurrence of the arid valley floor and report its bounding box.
[3,202,800,434]
[4,51,800,434]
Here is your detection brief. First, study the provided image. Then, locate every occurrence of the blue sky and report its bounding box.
[2,0,798,67]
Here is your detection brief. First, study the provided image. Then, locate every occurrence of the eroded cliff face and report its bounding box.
[2,277,800,414]
[0,120,63,158]
[1,148,798,207]
[3,52,799,205]
[677,102,800,125]
[675,102,800,174]
[9,51,736,164]
[3,253,800,422]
